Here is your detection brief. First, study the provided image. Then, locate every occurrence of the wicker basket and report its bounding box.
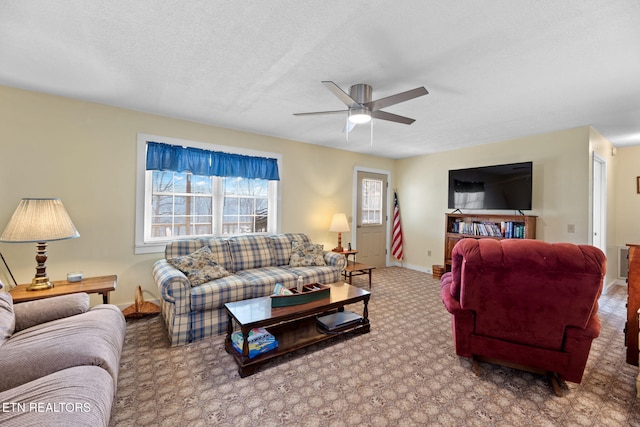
[432,265,445,279]
[122,285,161,319]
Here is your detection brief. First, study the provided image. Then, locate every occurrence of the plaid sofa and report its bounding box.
[152,233,347,346]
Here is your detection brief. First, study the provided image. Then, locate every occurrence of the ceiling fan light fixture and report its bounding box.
[348,107,371,124]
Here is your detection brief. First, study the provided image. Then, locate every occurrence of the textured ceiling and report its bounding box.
[1,1,640,159]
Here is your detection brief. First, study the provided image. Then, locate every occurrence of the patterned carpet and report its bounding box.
[110,267,640,426]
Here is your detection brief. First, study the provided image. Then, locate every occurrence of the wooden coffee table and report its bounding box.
[224,281,370,377]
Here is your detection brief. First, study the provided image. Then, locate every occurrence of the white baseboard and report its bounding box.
[603,278,627,293]
[388,261,433,274]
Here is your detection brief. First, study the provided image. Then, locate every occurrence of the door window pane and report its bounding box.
[361,178,383,225]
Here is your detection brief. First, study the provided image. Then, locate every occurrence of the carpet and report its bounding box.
[110,267,640,426]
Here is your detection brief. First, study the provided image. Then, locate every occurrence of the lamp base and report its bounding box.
[332,232,345,254]
[27,277,54,291]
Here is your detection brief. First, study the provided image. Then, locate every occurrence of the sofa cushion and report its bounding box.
[13,293,89,333]
[190,275,253,311]
[0,291,15,347]
[168,246,230,286]
[0,365,114,427]
[234,266,299,298]
[285,265,341,287]
[269,233,311,266]
[0,304,126,393]
[228,235,276,272]
[165,237,233,271]
[289,242,327,267]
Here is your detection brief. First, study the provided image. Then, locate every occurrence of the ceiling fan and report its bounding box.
[294,81,428,133]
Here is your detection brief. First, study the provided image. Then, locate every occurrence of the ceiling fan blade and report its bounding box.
[371,110,416,125]
[322,81,360,108]
[365,86,428,111]
[293,110,348,117]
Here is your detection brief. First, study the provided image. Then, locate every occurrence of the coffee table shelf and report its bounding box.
[224,282,370,377]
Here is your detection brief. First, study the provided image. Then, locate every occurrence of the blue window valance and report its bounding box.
[145,141,280,181]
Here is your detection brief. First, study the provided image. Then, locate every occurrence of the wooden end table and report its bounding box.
[332,249,358,263]
[343,261,375,289]
[9,275,117,304]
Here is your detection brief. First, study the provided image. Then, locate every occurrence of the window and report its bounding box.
[361,178,383,225]
[148,171,213,239]
[222,177,269,235]
[136,134,281,254]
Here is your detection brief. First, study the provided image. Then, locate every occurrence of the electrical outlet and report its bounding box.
[427,250,432,257]
[568,224,575,233]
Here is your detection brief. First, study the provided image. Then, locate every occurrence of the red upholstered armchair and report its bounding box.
[440,238,606,393]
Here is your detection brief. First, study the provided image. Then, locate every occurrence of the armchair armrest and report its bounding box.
[440,282,465,315]
[13,293,89,332]
[152,259,192,315]
[323,251,347,271]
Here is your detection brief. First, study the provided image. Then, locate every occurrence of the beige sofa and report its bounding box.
[0,286,126,427]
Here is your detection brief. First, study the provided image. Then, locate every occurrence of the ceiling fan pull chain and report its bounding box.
[345,115,349,143]
[370,118,374,147]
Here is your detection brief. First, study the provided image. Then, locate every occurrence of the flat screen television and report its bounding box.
[448,161,532,211]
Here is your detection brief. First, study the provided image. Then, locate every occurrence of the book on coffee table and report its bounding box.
[317,310,363,331]
[231,327,278,358]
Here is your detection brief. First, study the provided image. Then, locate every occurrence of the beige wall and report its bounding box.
[615,145,640,247]
[395,127,600,271]
[0,85,394,305]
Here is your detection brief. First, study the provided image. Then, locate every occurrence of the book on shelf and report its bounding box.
[231,327,278,358]
[451,219,526,238]
[502,221,525,238]
[452,220,504,237]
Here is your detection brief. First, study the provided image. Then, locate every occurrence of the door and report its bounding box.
[592,153,606,252]
[356,171,388,267]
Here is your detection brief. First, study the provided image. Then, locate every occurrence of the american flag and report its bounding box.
[392,191,403,261]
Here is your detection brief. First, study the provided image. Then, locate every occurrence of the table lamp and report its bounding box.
[0,198,80,291]
[329,213,350,252]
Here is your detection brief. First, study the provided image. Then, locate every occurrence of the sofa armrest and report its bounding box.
[13,293,90,332]
[152,259,192,315]
[324,251,347,271]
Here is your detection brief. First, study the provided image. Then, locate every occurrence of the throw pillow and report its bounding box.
[168,246,230,286]
[0,289,15,346]
[289,242,327,267]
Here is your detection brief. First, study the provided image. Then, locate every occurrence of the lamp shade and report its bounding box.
[0,198,80,243]
[329,213,350,233]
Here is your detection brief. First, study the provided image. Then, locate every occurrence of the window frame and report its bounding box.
[135,133,282,254]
